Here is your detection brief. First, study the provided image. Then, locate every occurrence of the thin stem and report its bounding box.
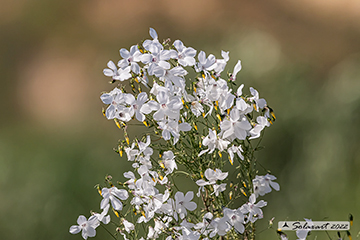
[100,224,117,240]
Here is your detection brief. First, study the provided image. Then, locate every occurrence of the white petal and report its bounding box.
[107,60,117,70]
[149,28,158,39]
[77,215,87,225]
[103,69,114,77]
[119,48,130,59]
[69,225,81,234]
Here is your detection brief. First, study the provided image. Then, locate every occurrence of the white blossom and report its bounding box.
[70,215,100,240]
[100,186,129,211]
[175,191,197,220]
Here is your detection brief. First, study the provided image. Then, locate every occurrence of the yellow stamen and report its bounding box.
[113,209,120,218]
[159,162,165,169]
[349,214,353,226]
[143,121,148,127]
[202,73,205,79]
[126,136,129,145]
[227,108,230,115]
[194,86,197,93]
[229,191,233,200]
[228,155,233,165]
[199,141,202,148]
[114,119,121,129]
[97,186,102,196]
[218,151,222,158]
[200,172,204,179]
[202,112,205,118]
[216,114,221,122]
[102,108,106,117]
[240,188,247,197]
[134,78,139,83]
[243,181,247,188]
[347,231,352,240]
[271,111,276,120]
[193,123,198,131]
[120,150,123,157]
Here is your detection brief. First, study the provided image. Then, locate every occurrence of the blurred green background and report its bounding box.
[1,0,360,239]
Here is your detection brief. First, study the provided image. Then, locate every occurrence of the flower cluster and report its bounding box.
[70,28,279,240]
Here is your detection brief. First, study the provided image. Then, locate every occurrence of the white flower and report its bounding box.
[125,143,139,161]
[209,217,231,237]
[220,108,251,141]
[249,87,267,111]
[143,27,163,53]
[195,51,216,75]
[147,218,167,239]
[249,116,270,140]
[223,208,245,234]
[229,60,242,82]
[227,145,244,164]
[240,194,267,223]
[204,168,228,184]
[253,174,280,197]
[194,212,213,236]
[208,50,229,75]
[198,129,230,156]
[69,215,100,240]
[138,135,152,154]
[212,183,226,196]
[153,91,182,121]
[173,40,197,67]
[196,169,228,197]
[160,150,177,174]
[124,92,149,122]
[103,60,132,81]
[180,227,201,240]
[190,100,204,117]
[205,78,228,102]
[175,191,197,220]
[122,219,135,233]
[100,87,124,120]
[100,186,129,211]
[218,88,235,114]
[159,66,187,88]
[236,97,253,115]
[141,43,176,76]
[158,118,191,144]
[124,171,136,189]
[103,60,119,80]
[118,45,142,74]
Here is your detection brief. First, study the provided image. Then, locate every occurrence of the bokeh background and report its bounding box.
[1,0,360,239]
